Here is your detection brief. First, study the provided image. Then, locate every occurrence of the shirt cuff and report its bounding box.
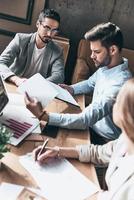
[71,85,77,95]
[76,144,91,162]
[2,72,15,80]
[48,113,61,126]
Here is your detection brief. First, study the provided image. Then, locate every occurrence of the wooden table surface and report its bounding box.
[0,83,100,199]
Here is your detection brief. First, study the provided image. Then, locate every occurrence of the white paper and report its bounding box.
[20,154,99,200]
[17,73,79,107]
[8,93,25,107]
[48,80,79,106]
[0,182,45,200]
[17,73,58,107]
[0,182,24,200]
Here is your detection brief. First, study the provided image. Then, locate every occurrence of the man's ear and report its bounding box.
[36,20,40,28]
[109,45,118,55]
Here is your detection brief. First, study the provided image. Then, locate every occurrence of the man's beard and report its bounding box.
[94,54,111,68]
[38,33,52,44]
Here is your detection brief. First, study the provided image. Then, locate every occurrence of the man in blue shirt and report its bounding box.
[25,22,132,144]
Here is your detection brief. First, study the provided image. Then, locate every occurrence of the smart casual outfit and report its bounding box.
[48,58,132,140]
[76,134,134,200]
[0,33,64,84]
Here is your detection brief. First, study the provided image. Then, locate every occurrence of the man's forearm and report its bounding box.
[7,75,19,84]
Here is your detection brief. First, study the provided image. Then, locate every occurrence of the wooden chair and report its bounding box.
[53,36,70,66]
[122,48,134,75]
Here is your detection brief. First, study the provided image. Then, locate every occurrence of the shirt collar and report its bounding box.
[102,57,128,72]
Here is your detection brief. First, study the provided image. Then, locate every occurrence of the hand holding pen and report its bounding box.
[34,138,49,161]
[33,138,59,164]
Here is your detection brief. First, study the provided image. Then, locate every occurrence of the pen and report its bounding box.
[25,91,34,102]
[36,138,49,160]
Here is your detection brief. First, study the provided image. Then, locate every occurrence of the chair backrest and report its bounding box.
[53,36,70,66]
[72,39,95,84]
[122,48,134,75]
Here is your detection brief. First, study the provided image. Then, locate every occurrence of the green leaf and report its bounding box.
[0,124,12,159]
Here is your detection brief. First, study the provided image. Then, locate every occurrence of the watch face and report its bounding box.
[0,76,9,114]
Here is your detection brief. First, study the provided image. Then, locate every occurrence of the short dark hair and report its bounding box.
[38,8,60,24]
[85,22,123,51]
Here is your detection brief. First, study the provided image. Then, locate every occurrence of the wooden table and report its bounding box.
[0,83,99,199]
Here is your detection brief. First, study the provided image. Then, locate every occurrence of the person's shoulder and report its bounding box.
[15,32,34,40]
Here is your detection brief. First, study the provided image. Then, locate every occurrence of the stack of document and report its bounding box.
[0,93,40,146]
[17,73,79,107]
[20,154,99,200]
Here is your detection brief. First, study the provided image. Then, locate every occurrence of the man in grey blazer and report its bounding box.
[0,9,64,86]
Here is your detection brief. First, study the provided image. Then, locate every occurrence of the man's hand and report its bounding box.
[24,92,43,118]
[58,84,74,95]
[8,75,27,86]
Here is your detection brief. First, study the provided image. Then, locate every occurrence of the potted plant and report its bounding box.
[0,124,12,160]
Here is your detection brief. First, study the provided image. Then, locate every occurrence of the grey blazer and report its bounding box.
[0,33,64,84]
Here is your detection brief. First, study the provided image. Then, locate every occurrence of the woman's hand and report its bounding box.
[33,145,59,164]
[33,144,79,165]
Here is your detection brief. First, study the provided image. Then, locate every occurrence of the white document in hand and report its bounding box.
[17,73,58,107]
[17,73,79,107]
[48,80,79,107]
[20,154,99,200]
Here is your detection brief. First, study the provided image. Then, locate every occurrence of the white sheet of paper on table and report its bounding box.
[0,182,45,200]
[19,154,99,200]
[0,182,24,200]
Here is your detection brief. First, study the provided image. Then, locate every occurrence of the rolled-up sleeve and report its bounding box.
[76,139,118,165]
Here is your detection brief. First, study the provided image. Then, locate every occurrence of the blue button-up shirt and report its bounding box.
[49,58,132,140]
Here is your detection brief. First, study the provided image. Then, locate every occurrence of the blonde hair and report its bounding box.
[117,78,134,142]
